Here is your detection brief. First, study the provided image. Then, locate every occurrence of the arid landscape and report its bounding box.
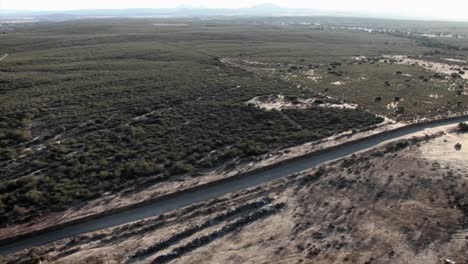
[3,124,468,264]
[1,8,468,264]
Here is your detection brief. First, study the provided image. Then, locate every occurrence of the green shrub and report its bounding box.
[6,130,31,142]
[169,162,195,175]
[122,160,162,178]
[22,189,45,205]
[0,148,14,161]
[31,160,49,169]
[458,122,468,132]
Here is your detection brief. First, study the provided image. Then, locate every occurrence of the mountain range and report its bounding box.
[0,4,396,21]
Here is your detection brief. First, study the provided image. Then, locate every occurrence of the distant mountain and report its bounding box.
[1,4,466,22]
[0,4,319,21]
[249,3,283,11]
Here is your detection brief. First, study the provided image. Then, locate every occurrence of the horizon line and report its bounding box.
[1,6,468,23]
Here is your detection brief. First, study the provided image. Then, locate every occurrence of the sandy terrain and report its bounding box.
[422,34,466,39]
[419,131,468,172]
[383,55,468,80]
[386,101,400,110]
[5,125,467,264]
[444,58,468,64]
[330,81,345,86]
[246,94,358,111]
[305,70,322,82]
[152,24,189,26]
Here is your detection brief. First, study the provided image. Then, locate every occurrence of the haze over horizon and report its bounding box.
[1,0,468,22]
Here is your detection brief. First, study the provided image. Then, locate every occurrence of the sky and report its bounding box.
[1,0,467,21]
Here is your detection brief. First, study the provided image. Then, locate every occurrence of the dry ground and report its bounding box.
[4,125,468,264]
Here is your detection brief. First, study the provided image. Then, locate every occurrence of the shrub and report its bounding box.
[394,106,405,114]
[240,142,267,156]
[13,205,27,216]
[169,162,194,175]
[6,130,31,143]
[0,148,14,161]
[31,160,48,169]
[395,141,409,150]
[221,148,242,159]
[458,122,468,132]
[22,189,45,205]
[17,176,37,189]
[121,160,161,178]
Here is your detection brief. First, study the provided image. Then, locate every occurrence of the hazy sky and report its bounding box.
[1,0,467,21]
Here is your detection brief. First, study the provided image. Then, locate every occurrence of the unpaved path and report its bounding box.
[0,54,9,61]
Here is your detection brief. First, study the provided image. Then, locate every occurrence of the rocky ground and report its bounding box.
[3,124,468,264]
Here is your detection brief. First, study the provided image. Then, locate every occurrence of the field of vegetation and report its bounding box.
[0,19,392,225]
[291,59,468,119]
[1,17,468,227]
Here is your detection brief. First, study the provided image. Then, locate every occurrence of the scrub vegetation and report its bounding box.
[0,18,390,225]
[1,16,468,226]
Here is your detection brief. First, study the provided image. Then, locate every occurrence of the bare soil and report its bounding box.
[4,125,467,264]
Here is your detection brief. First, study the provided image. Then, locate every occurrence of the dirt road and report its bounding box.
[1,115,468,255]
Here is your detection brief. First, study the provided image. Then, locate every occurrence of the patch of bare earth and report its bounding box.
[175,131,468,264]
[419,131,468,172]
[246,94,358,111]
